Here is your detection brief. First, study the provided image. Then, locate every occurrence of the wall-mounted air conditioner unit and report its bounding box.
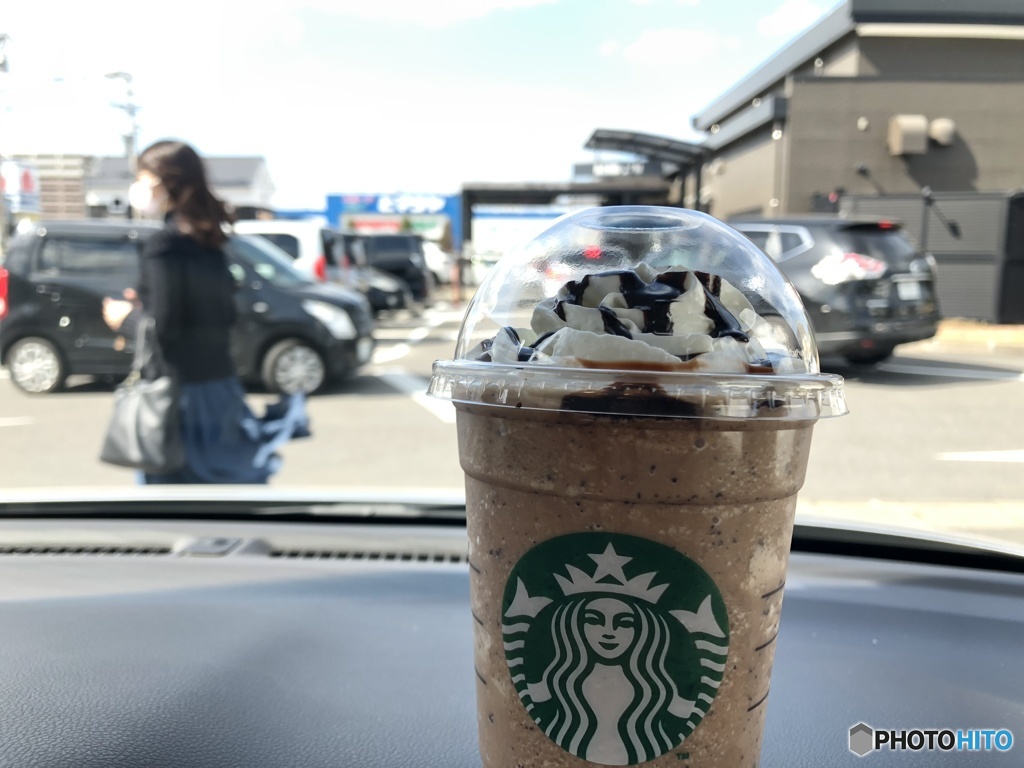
[887,115,929,156]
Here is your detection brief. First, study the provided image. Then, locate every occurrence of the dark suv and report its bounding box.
[0,221,375,394]
[359,234,432,303]
[729,216,941,364]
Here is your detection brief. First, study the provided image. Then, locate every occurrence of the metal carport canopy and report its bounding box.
[460,177,672,244]
[584,129,706,166]
[459,129,705,245]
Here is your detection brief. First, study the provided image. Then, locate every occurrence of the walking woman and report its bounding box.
[103,139,309,484]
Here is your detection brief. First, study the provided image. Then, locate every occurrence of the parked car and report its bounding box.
[728,216,940,364]
[470,249,504,287]
[332,232,411,315]
[360,234,432,303]
[422,241,455,287]
[232,219,338,283]
[0,221,375,395]
[362,267,413,315]
[231,221,412,316]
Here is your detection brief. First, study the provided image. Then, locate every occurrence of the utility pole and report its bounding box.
[106,71,138,172]
[106,71,138,219]
[0,34,11,251]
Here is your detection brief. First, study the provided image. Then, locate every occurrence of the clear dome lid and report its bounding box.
[430,206,846,421]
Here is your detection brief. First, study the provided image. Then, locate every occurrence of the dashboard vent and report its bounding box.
[0,545,171,556]
[269,549,467,564]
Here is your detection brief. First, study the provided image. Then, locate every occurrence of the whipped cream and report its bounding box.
[476,267,807,374]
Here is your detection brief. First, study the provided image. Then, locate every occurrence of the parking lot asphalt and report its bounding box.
[1,302,1022,546]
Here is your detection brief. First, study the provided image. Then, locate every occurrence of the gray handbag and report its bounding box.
[100,316,186,473]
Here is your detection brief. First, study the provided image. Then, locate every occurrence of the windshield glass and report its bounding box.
[0,2,1022,554]
[253,232,301,260]
[365,236,422,260]
[227,235,312,287]
[835,227,918,261]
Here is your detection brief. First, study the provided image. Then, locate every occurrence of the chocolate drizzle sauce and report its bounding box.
[479,268,757,365]
[598,306,634,338]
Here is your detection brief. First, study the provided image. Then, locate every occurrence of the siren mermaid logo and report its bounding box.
[502,532,730,766]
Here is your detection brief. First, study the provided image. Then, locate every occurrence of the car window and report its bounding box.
[778,231,805,254]
[366,236,416,259]
[320,230,338,266]
[735,228,787,261]
[836,227,917,260]
[332,235,366,267]
[346,236,367,266]
[1,0,1019,568]
[37,237,139,278]
[740,229,770,253]
[226,235,312,287]
[253,233,300,260]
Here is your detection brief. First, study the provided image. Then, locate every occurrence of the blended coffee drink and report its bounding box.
[429,207,846,767]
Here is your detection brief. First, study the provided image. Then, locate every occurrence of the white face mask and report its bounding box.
[128,179,166,218]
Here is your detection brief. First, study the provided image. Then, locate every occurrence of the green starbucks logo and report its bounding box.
[502,532,730,766]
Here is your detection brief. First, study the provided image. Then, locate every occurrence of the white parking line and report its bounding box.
[372,328,421,341]
[370,315,452,364]
[879,362,1024,382]
[372,344,412,365]
[376,369,456,424]
[408,325,433,342]
[0,417,33,427]
[424,307,468,324]
[937,450,1024,463]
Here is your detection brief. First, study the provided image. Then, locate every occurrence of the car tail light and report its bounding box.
[314,253,328,282]
[0,267,8,320]
[811,251,887,285]
[583,245,602,260]
[878,220,895,230]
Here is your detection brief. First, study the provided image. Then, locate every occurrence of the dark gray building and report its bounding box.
[689,0,1024,322]
[691,0,1024,219]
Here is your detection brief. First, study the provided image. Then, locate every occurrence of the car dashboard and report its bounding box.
[0,515,1020,768]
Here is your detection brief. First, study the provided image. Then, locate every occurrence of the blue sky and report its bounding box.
[2,0,836,206]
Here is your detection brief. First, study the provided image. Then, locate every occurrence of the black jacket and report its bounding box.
[136,221,237,383]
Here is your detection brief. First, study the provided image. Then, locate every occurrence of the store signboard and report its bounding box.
[338,193,450,215]
[1,160,41,214]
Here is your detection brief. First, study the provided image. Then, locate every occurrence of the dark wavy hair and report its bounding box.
[137,140,234,249]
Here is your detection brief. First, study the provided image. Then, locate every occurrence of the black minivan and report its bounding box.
[0,221,376,394]
[360,234,432,303]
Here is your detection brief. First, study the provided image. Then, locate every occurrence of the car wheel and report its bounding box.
[7,337,66,394]
[261,339,327,395]
[843,347,895,366]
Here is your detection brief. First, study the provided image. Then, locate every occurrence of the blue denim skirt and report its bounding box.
[140,377,311,485]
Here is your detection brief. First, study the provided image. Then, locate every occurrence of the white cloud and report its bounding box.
[599,40,621,57]
[757,0,826,37]
[620,29,740,68]
[295,0,558,27]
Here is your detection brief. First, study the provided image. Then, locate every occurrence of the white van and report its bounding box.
[234,220,357,290]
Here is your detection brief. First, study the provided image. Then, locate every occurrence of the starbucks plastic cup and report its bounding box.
[429,206,846,767]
